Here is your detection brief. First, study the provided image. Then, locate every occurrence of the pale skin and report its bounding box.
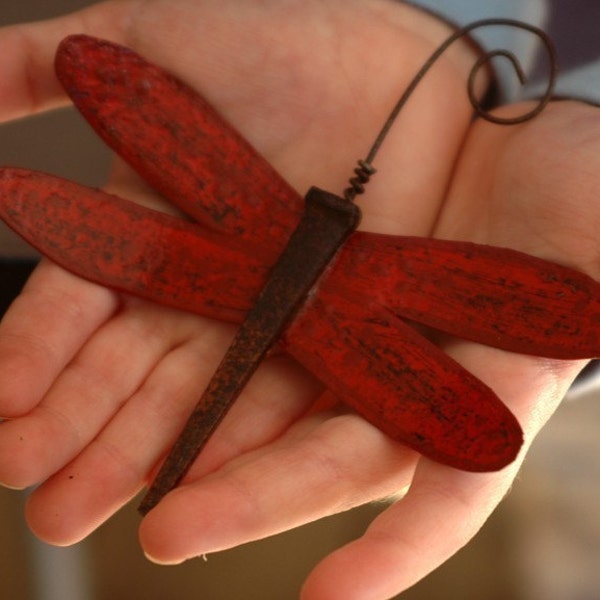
[0,1,599,599]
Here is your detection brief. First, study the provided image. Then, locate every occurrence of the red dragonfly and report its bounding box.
[1,24,599,512]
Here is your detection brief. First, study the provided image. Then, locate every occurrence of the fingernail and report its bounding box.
[143,551,185,566]
[0,480,26,491]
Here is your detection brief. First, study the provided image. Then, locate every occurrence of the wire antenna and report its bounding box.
[343,18,557,201]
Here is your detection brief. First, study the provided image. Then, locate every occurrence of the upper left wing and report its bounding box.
[55,34,303,258]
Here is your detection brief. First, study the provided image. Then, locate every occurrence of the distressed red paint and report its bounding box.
[0,33,599,503]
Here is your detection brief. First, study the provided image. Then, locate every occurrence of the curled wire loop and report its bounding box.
[343,18,557,201]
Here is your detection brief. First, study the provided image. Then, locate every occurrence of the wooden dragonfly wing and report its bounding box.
[282,288,522,471]
[55,34,301,257]
[0,169,265,323]
[327,233,600,359]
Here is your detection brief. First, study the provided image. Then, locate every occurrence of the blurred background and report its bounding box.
[1,2,600,598]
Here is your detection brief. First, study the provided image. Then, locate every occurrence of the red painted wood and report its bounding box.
[2,35,600,472]
[282,289,523,471]
[0,169,265,323]
[3,169,600,468]
[55,35,302,257]
[322,233,600,359]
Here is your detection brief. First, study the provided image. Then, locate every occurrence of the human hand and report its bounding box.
[0,2,597,599]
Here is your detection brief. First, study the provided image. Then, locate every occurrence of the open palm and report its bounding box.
[1,2,598,599]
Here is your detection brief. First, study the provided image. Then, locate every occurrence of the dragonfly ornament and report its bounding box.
[0,19,599,515]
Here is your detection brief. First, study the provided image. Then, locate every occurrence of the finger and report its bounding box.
[24,326,234,544]
[138,415,418,565]
[303,341,582,598]
[25,350,321,545]
[299,341,575,600]
[0,299,215,489]
[0,0,133,122]
[0,260,117,417]
[301,458,521,600]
